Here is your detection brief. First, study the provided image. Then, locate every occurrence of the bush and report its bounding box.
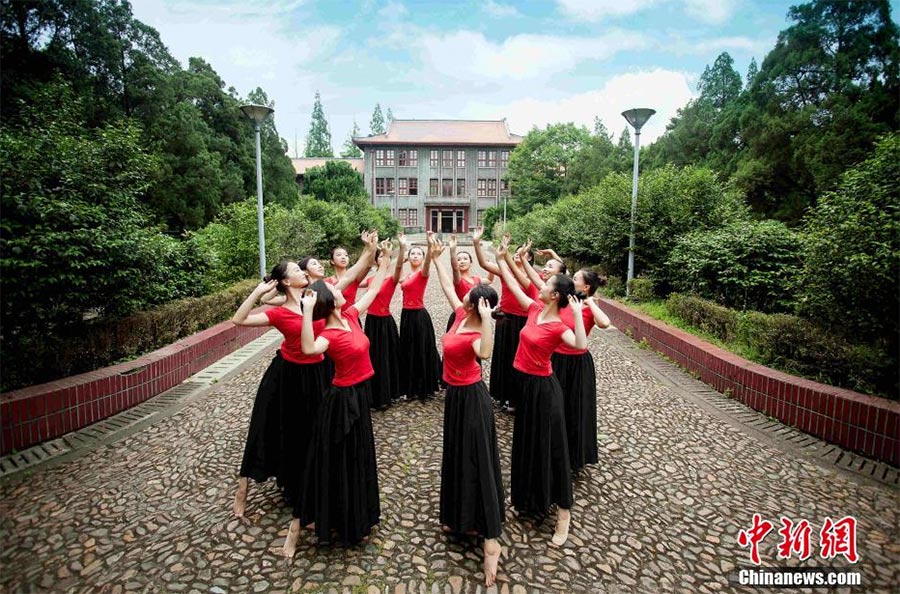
[603,276,625,298]
[627,277,656,303]
[666,220,801,312]
[1,280,259,392]
[667,294,740,342]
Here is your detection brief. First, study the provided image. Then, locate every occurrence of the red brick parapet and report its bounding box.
[1,313,271,456]
[599,298,900,467]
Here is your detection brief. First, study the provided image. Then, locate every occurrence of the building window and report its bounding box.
[442,150,453,169]
[387,178,396,193]
[500,179,509,192]
[386,149,395,166]
[408,208,418,226]
[487,151,497,167]
[477,179,487,197]
[456,178,465,196]
[500,151,509,167]
[398,208,407,226]
[442,179,453,197]
[487,178,498,195]
[399,178,408,196]
[376,178,385,194]
[376,150,386,167]
[476,209,486,227]
[430,150,439,167]
[409,178,418,196]
[477,150,487,167]
[430,178,438,195]
[457,150,466,168]
[398,149,417,167]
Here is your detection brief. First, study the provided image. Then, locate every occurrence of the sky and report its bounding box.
[131,0,825,155]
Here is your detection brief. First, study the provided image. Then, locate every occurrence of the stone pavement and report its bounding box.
[1,251,898,594]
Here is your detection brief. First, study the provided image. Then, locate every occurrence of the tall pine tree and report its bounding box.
[370,103,385,135]
[305,90,333,157]
[341,119,362,157]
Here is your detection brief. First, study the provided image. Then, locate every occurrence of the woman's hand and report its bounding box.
[568,294,584,314]
[472,227,484,243]
[300,289,317,312]
[477,296,492,319]
[448,234,457,250]
[430,238,445,257]
[255,279,277,296]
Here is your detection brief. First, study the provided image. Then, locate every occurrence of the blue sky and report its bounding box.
[130,0,896,155]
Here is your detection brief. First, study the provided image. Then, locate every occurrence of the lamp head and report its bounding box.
[240,104,275,123]
[621,108,656,132]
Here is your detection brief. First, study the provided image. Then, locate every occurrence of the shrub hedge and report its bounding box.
[1,279,258,392]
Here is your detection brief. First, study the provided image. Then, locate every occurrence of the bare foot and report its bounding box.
[281,519,301,558]
[232,478,248,517]
[483,539,501,586]
[551,508,571,547]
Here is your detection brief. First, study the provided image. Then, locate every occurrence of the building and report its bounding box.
[291,157,364,194]
[353,119,522,233]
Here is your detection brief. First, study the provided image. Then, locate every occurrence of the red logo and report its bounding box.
[737,515,858,565]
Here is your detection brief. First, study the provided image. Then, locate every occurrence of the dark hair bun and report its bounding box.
[491,308,506,320]
[263,274,272,283]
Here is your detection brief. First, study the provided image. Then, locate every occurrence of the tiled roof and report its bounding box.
[291,158,364,175]
[353,119,523,147]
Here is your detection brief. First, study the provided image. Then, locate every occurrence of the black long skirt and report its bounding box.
[510,371,573,516]
[239,352,327,506]
[489,313,527,408]
[296,380,380,544]
[398,308,442,399]
[364,314,400,409]
[440,381,505,539]
[552,351,599,471]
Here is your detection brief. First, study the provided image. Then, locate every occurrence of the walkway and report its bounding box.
[1,251,897,594]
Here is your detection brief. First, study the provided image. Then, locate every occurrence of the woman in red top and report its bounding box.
[521,250,613,472]
[473,228,539,413]
[281,242,393,556]
[444,233,493,331]
[397,232,442,400]
[496,239,586,547]
[230,261,329,517]
[363,239,405,409]
[429,237,504,587]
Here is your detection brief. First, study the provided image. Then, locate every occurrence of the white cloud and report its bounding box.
[683,0,738,24]
[664,34,768,57]
[484,0,522,18]
[416,30,648,82]
[556,0,661,21]
[464,69,695,144]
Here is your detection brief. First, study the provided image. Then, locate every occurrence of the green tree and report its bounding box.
[565,122,625,194]
[370,103,385,135]
[795,133,899,352]
[302,161,368,203]
[341,119,363,157]
[697,52,742,111]
[506,123,591,214]
[305,90,333,157]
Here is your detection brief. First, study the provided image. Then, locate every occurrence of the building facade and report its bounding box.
[353,119,522,233]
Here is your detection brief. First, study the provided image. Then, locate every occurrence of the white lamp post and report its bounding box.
[621,108,655,298]
[240,103,275,279]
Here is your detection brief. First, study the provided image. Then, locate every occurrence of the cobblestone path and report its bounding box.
[1,252,897,594]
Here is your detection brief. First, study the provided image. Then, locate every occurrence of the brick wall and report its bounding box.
[0,317,271,456]
[599,298,900,467]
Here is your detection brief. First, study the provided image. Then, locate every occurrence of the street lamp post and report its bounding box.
[240,103,275,279]
[621,108,655,298]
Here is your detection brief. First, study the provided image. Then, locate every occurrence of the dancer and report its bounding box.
[397,233,442,400]
[325,246,365,311]
[522,249,612,472]
[364,239,405,409]
[429,237,504,586]
[472,228,538,412]
[496,239,586,547]
[445,234,492,331]
[282,240,393,555]
[230,261,328,515]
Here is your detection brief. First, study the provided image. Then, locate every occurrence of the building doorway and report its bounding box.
[429,208,466,233]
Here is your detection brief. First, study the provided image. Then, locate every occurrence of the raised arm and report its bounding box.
[535,247,563,263]
[472,227,500,275]
[259,288,287,307]
[559,296,587,351]
[232,280,278,326]
[473,297,494,359]
[501,238,532,290]
[496,243,533,311]
[449,234,462,286]
[586,296,611,329]
[355,242,393,316]
[392,234,407,282]
[421,232,434,278]
[337,230,377,290]
[430,238,462,310]
[300,290,330,355]
[521,254,546,290]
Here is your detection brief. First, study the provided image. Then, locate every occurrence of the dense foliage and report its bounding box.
[305,90,333,157]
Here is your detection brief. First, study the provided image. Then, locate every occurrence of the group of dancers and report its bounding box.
[230,228,610,586]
